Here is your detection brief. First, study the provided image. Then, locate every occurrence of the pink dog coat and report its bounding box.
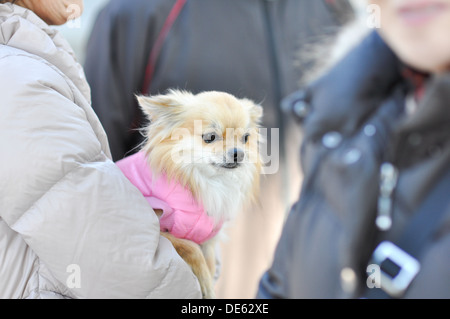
[116,151,221,244]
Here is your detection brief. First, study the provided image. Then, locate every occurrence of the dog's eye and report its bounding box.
[202,132,217,144]
[243,133,250,144]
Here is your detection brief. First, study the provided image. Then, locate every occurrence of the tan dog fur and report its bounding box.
[137,90,263,298]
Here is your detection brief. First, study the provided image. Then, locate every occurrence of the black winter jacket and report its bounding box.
[258,31,450,299]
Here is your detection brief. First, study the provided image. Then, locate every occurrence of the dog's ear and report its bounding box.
[241,99,263,126]
[136,90,194,122]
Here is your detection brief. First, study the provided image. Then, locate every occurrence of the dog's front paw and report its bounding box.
[200,279,216,299]
[161,232,216,299]
[190,255,215,299]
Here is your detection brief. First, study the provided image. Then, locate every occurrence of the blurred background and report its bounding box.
[57,0,365,65]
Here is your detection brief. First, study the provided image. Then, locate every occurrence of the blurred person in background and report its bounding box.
[259,0,450,298]
[84,0,354,298]
[0,0,201,298]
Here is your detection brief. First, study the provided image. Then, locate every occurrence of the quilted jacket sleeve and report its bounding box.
[0,53,201,299]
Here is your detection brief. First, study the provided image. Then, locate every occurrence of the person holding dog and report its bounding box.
[0,0,202,298]
[84,0,354,298]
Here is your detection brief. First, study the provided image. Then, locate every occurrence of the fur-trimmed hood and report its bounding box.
[260,28,450,299]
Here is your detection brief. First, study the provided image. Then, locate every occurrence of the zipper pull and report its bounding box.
[377,162,399,231]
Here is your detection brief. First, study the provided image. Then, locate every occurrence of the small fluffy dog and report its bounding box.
[117,90,263,298]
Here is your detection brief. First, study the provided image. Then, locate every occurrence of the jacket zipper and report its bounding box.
[376,162,399,231]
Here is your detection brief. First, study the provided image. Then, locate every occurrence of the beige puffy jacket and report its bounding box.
[0,3,201,299]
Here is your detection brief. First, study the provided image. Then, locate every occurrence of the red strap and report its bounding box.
[141,0,187,95]
[401,67,429,101]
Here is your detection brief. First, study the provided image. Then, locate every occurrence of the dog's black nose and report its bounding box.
[229,148,245,163]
